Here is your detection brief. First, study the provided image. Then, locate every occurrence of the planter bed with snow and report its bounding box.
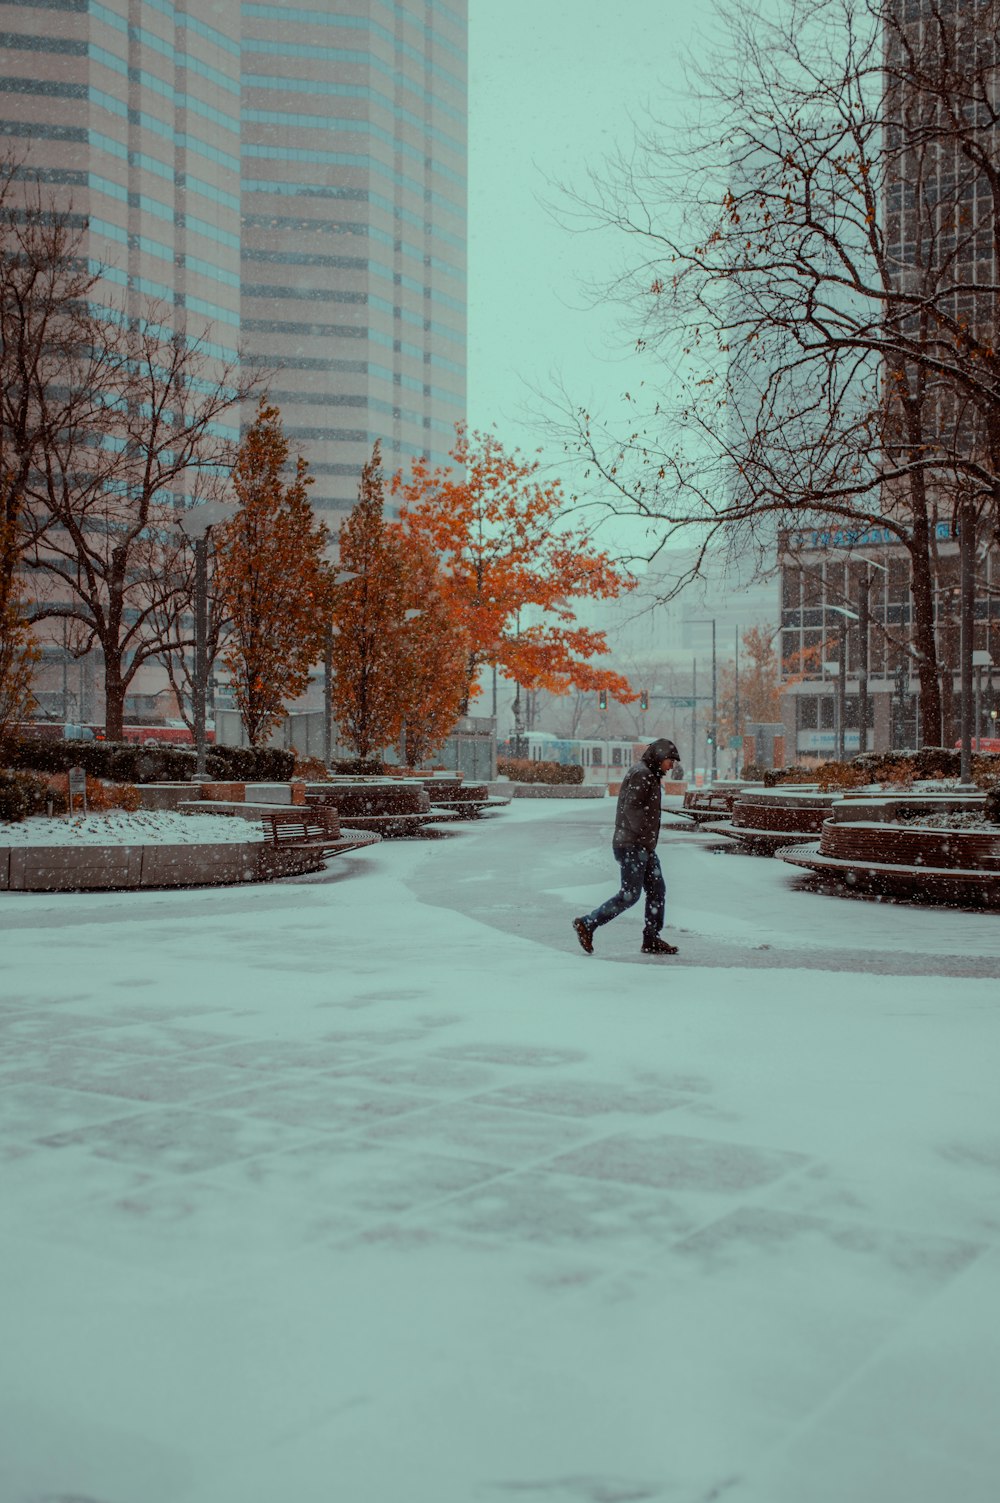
[0,809,325,892]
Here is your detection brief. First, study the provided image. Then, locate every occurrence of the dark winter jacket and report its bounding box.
[612,738,680,853]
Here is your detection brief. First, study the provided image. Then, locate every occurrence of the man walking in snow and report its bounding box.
[573,737,682,957]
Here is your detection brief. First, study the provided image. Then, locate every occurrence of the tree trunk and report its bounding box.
[103,650,126,741]
[908,536,941,746]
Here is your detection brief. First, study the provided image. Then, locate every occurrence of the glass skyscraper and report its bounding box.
[241,1,468,516]
[0,0,467,515]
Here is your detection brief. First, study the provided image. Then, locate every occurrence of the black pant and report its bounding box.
[585,845,665,937]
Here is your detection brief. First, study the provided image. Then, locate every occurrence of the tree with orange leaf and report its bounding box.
[214,400,331,747]
[392,533,469,767]
[714,624,825,743]
[392,427,636,713]
[331,443,410,759]
[333,444,472,763]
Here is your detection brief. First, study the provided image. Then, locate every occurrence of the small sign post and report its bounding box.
[68,765,87,815]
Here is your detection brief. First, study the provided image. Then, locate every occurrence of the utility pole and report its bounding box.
[838,625,847,763]
[857,582,868,754]
[711,619,717,782]
[179,499,234,778]
[960,500,975,783]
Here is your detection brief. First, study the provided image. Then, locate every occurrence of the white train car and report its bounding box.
[520,730,641,786]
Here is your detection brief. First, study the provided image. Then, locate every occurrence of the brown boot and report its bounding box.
[573,917,595,955]
[641,934,678,955]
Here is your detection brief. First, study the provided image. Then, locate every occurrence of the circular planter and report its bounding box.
[778,815,1000,906]
[0,836,324,892]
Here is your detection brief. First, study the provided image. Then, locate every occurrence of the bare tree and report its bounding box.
[552,0,1000,744]
[0,163,104,622]
[20,310,258,739]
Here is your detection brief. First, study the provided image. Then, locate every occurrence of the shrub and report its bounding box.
[329,756,387,776]
[0,767,49,823]
[206,744,295,782]
[983,782,1000,824]
[292,753,331,782]
[0,736,296,785]
[497,756,584,785]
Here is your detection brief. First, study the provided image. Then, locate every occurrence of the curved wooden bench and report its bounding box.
[818,821,1000,870]
[681,783,760,822]
[305,780,437,836]
[179,799,382,863]
[700,788,836,852]
[777,821,1000,905]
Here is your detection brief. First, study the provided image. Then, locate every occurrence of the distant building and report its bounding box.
[240,0,467,519]
[777,0,1000,761]
[0,0,468,723]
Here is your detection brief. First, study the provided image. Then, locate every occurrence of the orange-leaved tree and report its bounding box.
[331,443,410,760]
[715,624,824,741]
[391,426,637,712]
[391,528,470,767]
[214,400,331,747]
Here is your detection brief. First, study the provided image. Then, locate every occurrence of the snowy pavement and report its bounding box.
[1,799,998,1502]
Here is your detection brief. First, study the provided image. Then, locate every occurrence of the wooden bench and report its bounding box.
[258,804,375,854]
[778,824,1000,906]
[305,781,438,837]
[179,799,381,857]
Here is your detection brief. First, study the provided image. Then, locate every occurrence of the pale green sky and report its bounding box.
[466,1,705,472]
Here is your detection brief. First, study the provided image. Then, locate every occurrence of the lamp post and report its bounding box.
[398,607,423,766]
[320,550,359,766]
[972,651,993,753]
[688,619,717,781]
[959,500,976,784]
[733,625,740,769]
[852,557,887,754]
[825,604,859,761]
[178,500,234,778]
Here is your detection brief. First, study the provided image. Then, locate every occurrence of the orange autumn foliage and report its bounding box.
[215,400,331,747]
[332,444,468,762]
[391,426,637,710]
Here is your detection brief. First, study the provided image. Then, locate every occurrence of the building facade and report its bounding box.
[241,0,467,518]
[0,0,468,723]
[776,0,1000,762]
[778,523,1000,760]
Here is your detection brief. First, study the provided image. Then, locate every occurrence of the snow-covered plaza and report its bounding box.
[2,798,999,1503]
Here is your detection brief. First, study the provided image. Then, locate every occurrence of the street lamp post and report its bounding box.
[825,604,859,761]
[320,551,359,767]
[972,651,993,753]
[733,625,740,768]
[179,500,234,778]
[959,500,976,784]
[398,607,423,766]
[688,619,717,781]
[853,557,887,754]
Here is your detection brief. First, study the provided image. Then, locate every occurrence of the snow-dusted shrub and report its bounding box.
[497,757,584,785]
[0,768,49,823]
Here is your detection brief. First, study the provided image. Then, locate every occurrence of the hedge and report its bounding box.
[0,768,50,823]
[0,737,295,784]
[497,756,584,785]
[740,747,1000,789]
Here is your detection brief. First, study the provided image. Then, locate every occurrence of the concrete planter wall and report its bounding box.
[490,783,607,799]
[0,838,323,892]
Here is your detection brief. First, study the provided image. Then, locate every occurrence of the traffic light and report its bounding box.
[639,689,649,712]
[706,727,715,747]
[598,689,608,711]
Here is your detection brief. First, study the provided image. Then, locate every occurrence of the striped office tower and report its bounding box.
[240,1,468,518]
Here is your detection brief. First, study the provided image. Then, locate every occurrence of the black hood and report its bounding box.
[641,738,680,771]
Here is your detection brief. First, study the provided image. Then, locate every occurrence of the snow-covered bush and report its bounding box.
[497,757,584,785]
[0,768,49,823]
